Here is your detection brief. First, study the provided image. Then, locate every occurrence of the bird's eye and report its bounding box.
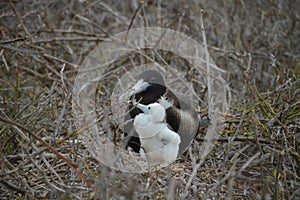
[148,107,151,110]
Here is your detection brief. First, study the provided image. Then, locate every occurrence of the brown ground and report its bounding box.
[0,0,299,199]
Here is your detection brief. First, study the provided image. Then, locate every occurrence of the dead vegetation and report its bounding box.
[0,0,299,199]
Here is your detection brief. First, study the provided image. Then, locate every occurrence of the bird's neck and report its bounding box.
[137,123,165,138]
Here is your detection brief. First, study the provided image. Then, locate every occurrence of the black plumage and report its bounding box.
[124,70,201,155]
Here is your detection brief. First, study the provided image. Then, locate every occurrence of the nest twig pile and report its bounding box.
[0,0,299,199]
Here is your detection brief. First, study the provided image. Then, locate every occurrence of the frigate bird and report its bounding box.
[133,102,181,165]
[124,70,205,155]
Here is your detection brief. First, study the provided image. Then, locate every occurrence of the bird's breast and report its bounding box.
[133,114,150,127]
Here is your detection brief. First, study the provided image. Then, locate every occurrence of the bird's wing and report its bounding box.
[158,126,180,145]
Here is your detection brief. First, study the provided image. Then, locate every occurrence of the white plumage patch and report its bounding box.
[158,95,174,109]
[133,102,181,165]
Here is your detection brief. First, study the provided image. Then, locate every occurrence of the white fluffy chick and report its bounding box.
[133,102,181,165]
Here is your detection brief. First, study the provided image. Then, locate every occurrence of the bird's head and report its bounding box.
[138,70,164,85]
[136,102,166,123]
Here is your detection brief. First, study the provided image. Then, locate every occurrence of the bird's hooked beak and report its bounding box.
[136,103,149,114]
[129,79,153,96]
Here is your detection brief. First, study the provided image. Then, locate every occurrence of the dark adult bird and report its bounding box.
[123,69,204,155]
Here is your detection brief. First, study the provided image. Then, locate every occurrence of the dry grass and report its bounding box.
[0,0,299,199]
